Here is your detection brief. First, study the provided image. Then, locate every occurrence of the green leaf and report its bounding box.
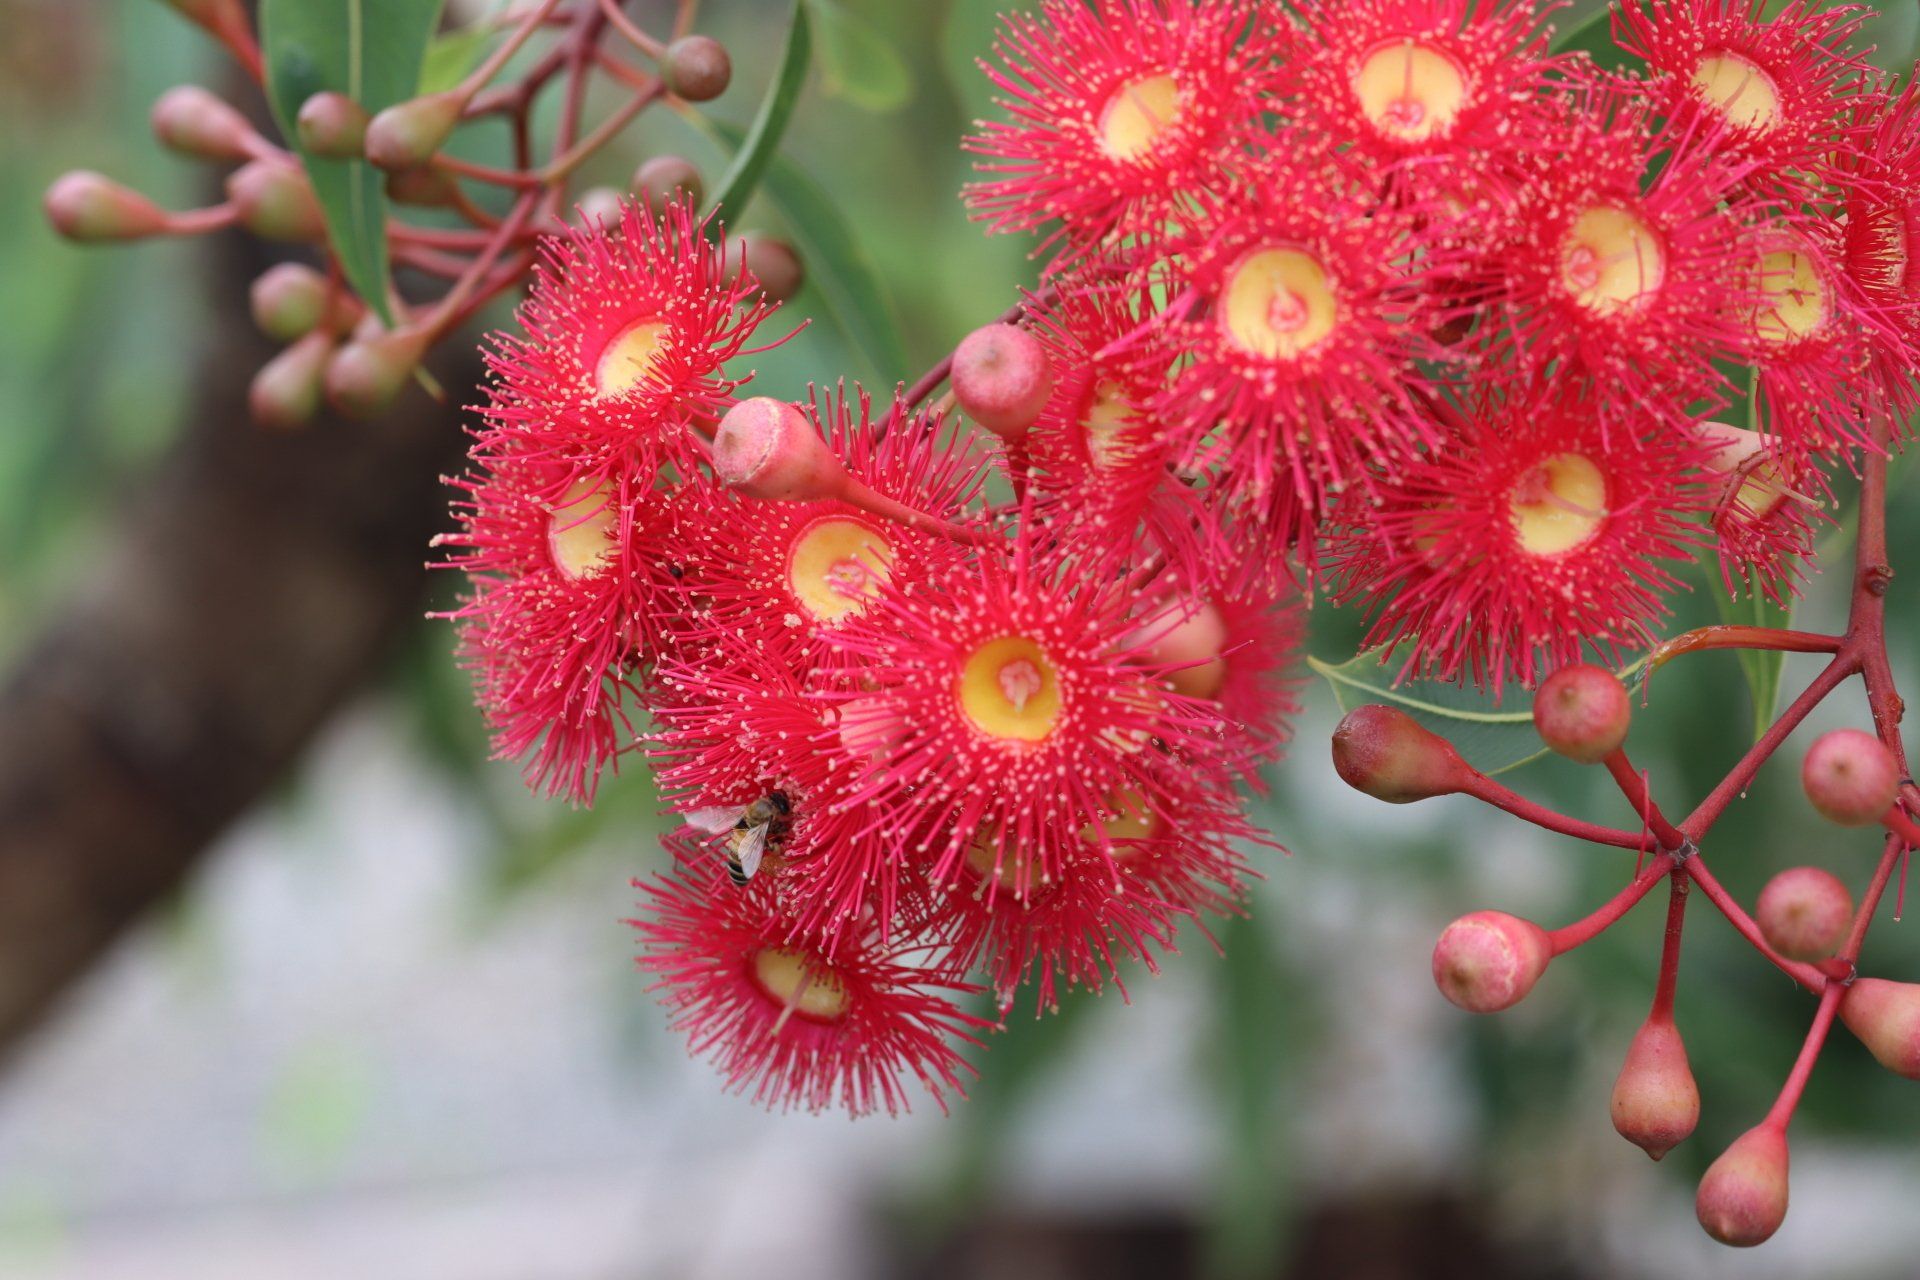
[418,23,498,96]
[699,120,909,380]
[260,0,446,324]
[1551,3,1635,70]
[1702,383,1795,742]
[1309,648,1554,775]
[704,0,813,226]
[807,0,913,113]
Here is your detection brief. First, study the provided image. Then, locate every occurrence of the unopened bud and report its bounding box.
[664,35,732,102]
[44,171,171,242]
[712,397,848,501]
[1135,599,1228,699]
[1696,1125,1790,1247]
[633,155,702,209]
[1431,910,1552,1013]
[1331,705,1470,803]
[1610,1016,1699,1160]
[1756,866,1853,961]
[227,159,326,242]
[569,186,628,230]
[250,330,333,429]
[250,262,330,342]
[951,322,1054,441]
[1532,663,1629,764]
[1840,978,1920,1079]
[735,233,804,303]
[363,90,465,171]
[150,85,256,161]
[296,91,370,159]
[1800,728,1900,827]
[324,327,429,419]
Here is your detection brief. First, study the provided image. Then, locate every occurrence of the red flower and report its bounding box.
[1693,421,1829,602]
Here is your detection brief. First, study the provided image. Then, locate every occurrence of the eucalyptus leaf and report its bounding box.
[260,0,445,324]
[1551,2,1635,70]
[419,24,499,96]
[705,0,813,227]
[1308,648,1552,775]
[808,0,913,113]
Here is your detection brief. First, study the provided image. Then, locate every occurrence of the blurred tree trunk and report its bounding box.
[0,232,478,1062]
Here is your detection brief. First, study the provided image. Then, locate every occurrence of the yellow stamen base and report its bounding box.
[1750,242,1830,347]
[1559,205,1666,315]
[1099,72,1181,161]
[787,515,894,621]
[1081,788,1161,859]
[958,636,1062,743]
[594,318,671,398]
[1220,247,1338,360]
[1082,379,1139,471]
[1510,453,1608,557]
[1352,38,1467,142]
[547,479,617,580]
[753,947,850,1021]
[1692,51,1781,132]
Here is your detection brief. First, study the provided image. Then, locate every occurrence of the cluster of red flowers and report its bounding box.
[445,0,1920,1115]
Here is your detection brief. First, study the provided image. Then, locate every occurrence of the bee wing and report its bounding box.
[733,823,770,880]
[683,806,748,835]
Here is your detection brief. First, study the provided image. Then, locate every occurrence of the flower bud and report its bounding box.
[1696,1125,1790,1247]
[1331,705,1470,803]
[567,186,628,230]
[664,35,732,102]
[1134,598,1228,699]
[1431,910,1552,1013]
[363,90,465,171]
[712,398,848,501]
[1610,1016,1699,1160]
[295,91,370,159]
[150,85,256,162]
[735,233,804,303]
[633,155,702,209]
[1840,978,1920,1079]
[226,159,326,242]
[44,171,170,242]
[1532,663,1629,764]
[249,330,333,429]
[1756,866,1853,961]
[1800,728,1900,827]
[250,262,330,342]
[951,322,1054,442]
[324,328,429,419]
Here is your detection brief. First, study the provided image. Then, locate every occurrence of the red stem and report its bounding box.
[1547,857,1674,955]
[1603,749,1688,851]
[1764,982,1844,1131]
[1648,869,1689,1022]
[1687,856,1825,992]
[1459,772,1652,851]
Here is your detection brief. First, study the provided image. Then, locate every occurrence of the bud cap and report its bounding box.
[1431,911,1552,1013]
[1331,704,1470,803]
[1532,663,1630,764]
[951,323,1054,441]
[1800,728,1900,827]
[1610,1017,1699,1160]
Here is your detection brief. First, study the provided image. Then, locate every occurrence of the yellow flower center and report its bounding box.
[786,515,894,622]
[752,947,850,1021]
[1750,243,1830,347]
[547,479,617,580]
[1559,205,1665,315]
[1098,72,1181,160]
[1082,379,1138,471]
[958,636,1063,743]
[965,827,1036,894]
[1352,38,1468,142]
[1691,51,1781,132]
[1220,247,1339,360]
[593,318,671,398]
[1081,788,1160,859]
[1510,453,1608,557]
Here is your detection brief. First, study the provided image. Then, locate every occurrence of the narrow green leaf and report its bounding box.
[807,0,913,113]
[418,24,499,96]
[700,119,909,380]
[704,0,813,226]
[1551,3,1635,70]
[260,0,445,324]
[1309,648,1552,775]
[1705,384,1795,741]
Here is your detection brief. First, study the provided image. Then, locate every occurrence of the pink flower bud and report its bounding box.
[665,35,732,102]
[250,263,330,342]
[1696,1124,1790,1247]
[713,398,850,501]
[1756,867,1853,961]
[1331,705,1470,803]
[249,330,333,430]
[363,90,465,171]
[324,328,429,419]
[1839,978,1920,1079]
[226,159,326,242]
[1431,910,1552,1013]
[566,187,628,230]
[951,323,1054,441]
[633,155,703,209]
[1532,663,1629,764]
[44,171,170,242]
[150,85,256,161]
[296,91,370,159]
[1134,599,1228,699]
[1610,1016,1698,1159]
[735,233,805,304]
[1800,728,1900,827]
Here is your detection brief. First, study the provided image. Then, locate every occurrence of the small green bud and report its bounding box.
[324,328,430,418]
[227,159,327,242]
[150,85,256,162]
[295,91,370,159]
[249,330,333,429]
[632,155,702,209]
[44,171,170,242]
[363,91,465,171]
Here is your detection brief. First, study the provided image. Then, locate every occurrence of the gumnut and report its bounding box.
[1755,867,1853,961]
[1610,1016,1699,1160]
[296,91,371,159]
[363,90,465,171]
[323,327,430,419]
[1696,1124,1790,1247]
[1431,911,1552,1013]
[1839,978,1920,1079]
[1800,728,1900,827]
[249,331,333,429]
[951,322,1054,441]
[664,36,732,102]
[1331,705,1471,803]
[45,172,171,242]
[151,85,256,161]
[226,159,327,242]
[1532,663,1630,764]
[712,398,849,501]
[633,155,703,208]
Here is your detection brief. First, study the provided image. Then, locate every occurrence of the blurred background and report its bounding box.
[5,1,1920,1276]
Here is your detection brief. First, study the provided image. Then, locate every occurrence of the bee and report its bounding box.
[683,791,793,885]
